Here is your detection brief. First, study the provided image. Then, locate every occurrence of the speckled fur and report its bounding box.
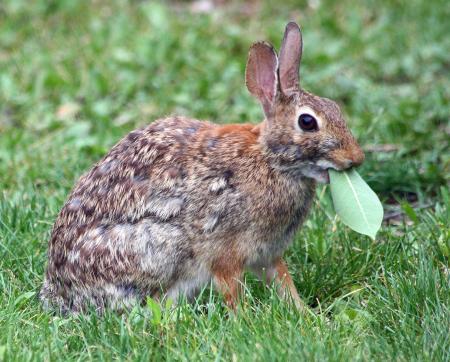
[41,22,364,314]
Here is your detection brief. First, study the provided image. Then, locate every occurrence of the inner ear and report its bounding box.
[279,22,302,96]
[245,41,278,118]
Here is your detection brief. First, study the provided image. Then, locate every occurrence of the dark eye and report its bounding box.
[298,113,318,132]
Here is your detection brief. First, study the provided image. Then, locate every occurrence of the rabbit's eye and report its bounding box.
[298,114,318,132]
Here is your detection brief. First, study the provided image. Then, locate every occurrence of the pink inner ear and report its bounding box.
[260,67,276,104]
[246,42,278,117]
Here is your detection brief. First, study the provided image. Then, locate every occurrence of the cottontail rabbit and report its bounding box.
[41,22,364,314]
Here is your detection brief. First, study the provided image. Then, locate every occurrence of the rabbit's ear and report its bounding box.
[246,41,278,118]
[279,22,302,96]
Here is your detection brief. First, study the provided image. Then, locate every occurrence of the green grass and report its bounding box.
[1,0,449,360]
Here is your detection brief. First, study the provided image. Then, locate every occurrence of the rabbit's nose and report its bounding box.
[330,146,365,169]
[340,158,360,170]
[350,148,365,167]
[342,159,354,169]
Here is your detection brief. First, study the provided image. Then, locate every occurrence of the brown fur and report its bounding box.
[272,258,306,311]
[40,22,364,314]
[211,244,245,309]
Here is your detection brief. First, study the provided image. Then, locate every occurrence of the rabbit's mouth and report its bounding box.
[315,169,330,184]
[299,164,330,184]
[274,161,333,183]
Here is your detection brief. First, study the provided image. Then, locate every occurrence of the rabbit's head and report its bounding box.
[246,22,364,183]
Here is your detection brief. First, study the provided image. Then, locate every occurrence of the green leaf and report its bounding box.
[329,169,383,239]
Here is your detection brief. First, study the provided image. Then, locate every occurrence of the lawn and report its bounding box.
[0,0,449,360]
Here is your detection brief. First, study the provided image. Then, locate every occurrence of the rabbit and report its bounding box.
[40,22,364,314]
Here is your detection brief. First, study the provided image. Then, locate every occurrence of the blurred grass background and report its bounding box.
[0,0,449,360]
